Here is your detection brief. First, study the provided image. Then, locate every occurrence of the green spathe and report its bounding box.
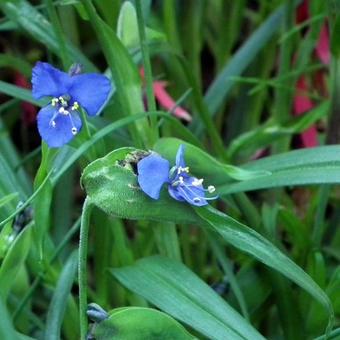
[93,307,195,340]
[81,147,201,224]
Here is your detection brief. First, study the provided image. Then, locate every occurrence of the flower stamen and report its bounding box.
[58,107,69,115]
[208,185,215,193]
[51,98,59,106]
[68,114,78,136]
[58,96,68,106]
[192,178,204,186]
[71,101,79,111]
[177,166,190,174]
[171,175,185,187]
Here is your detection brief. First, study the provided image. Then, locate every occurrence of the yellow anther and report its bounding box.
[59,96,67,106]
[71,102,79,111]
[51,98,59,106]
[177,166,190,174]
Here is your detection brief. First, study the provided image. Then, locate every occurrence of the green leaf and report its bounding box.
[0,81,42,106]
[0,193,18,210]
[93,307,195,340]
[0,223,32,300]
[44,251,78,340]
[83,0,148,146]
[0,53,32,76]
[204,1,301,117]
[81,147,200,224]
[0,297,22,339]
[117,1,165,49]
[219,145,340,194]
[0,0,95,70]
[111,256,265,340]
[0,154,28,200]
[196,206,334,335]
[227,102,329,159]
[0,222,16,260]
[153,137,269,184]
[52,111,201,184]
[330,10,340,57]
[0,118,32,196]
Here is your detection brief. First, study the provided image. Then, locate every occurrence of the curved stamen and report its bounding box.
[68,113,78,135]
[171,176,185,186]
[181,183,218,201]
[49,109,59,128]
[177,186,202,204]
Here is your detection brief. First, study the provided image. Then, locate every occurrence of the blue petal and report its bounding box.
[32,62,71,100]
[137,154,170,200]
[168,176,208,206]
[168,185,185,202]
[37,105,82,148]
[175,144,186,168]
[68,74,111,116]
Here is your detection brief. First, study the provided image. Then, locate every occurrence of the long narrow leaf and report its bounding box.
[111,255,265,340]
[44,251,78,340]
[196,206,334,335]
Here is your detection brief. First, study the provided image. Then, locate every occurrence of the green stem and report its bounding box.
[33,143,56,262]
[44,0,69,68]
[13,217,81,321]
[82,0,146,148]
[135,0,158,144]
[326,0,340,145]
[315,327,340,340]
[78,197,93,340]
[79,109,97,161]
[0,169,53,228]
[272,0,295,154]
[233,193,261,230]
[153,222,181,261]
[80,109,92,139]
[207,232,249,320]
[180,58,227,159]
[312,186,331,247]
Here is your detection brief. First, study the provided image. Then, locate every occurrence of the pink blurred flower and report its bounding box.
[140,68,192,122]
[292,0,330,148]
[315,24,330,65]
[293,77,318,147]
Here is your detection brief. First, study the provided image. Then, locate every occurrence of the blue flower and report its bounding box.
[32,62,111,148]
[137,145,217,206]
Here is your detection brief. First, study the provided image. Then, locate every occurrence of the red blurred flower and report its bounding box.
[14,72,37,126]
[293,77,318,147]
[292,0,330,148]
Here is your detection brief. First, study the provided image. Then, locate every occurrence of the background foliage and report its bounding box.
[0,0,339,339]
